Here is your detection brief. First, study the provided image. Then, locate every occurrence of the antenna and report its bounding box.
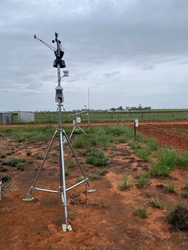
[23,32,95,232]
[87,87,90,127]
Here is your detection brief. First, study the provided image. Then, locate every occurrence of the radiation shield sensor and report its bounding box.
[63,70,69,77]
[76,117,81,123]
[55,86,64,103]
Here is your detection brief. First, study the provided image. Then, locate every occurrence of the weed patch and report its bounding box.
[137,174,150,188]
[1,157,25,171]
[167,204,188,230]
[137,205,148,218]
[152,199,165,208]
[119,175,132,190]
[86,151,109,167]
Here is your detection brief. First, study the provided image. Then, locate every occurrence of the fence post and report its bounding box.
[134,119,139,138]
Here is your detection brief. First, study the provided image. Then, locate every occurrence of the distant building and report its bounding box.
[18,111,35,122]
[0,112,13,124]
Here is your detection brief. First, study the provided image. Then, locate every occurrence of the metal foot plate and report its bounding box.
[22,195,34,201]
[62,224,72,232]
[87,188,96,193]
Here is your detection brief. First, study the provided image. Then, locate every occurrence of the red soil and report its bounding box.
[137,123,188,152]
[0,122,188,250]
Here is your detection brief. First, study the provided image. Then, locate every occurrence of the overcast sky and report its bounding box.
[0,0,188,111]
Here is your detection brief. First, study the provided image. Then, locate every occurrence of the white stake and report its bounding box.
[0,181,2,201]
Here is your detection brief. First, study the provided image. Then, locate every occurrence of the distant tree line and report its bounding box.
[110,104,151,111]
[110,106,123,111]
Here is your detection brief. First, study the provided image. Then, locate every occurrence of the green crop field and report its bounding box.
[11,109,188,124]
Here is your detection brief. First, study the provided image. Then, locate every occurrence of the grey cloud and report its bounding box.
[141,65,155,71]
[180,60,188,65]
[103,71,120,77]
[0,0,188,111]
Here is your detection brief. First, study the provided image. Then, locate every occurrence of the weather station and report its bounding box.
[23,32,96,232]
[68,108,87,139]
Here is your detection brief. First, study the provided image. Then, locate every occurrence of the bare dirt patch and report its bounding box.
[0,123,188,250]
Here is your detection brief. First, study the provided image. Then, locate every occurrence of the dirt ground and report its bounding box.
[0,122,188,250]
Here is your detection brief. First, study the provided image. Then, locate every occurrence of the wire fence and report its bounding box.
[11,110,188,124]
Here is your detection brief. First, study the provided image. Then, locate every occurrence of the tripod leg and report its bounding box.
[59,129,68,226]
[59,128,72,231]
[23,130,58,201]
[69,125,76,139]
[63,130,95,192]
[77,125,87,135]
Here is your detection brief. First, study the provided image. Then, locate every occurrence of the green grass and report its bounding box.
[130,141,142,151]
[136,148,151,162]
[0,153,6,158]
[26,150,32,156]
[89,173,99,180]
[77,176,85,182]
[182,182,188,191]
[34,154,43,160]
[150,147,188,177]
[149,164,171,177]
[0,157,26,171]
[156,148,179,166]
[0,167,8,172]
[97,167,108,176]
[129,134,158,162]
[66,160,74,168]
[86,150,109,167]
[119,175,132,190]
[73,135,86,148]
[152,199,165,208]
[137,205,148,218]
[7,157,25,167]
[0,152,12,158]
[137,174,150,188]
[16,162,25,171]
[65,168,69,176]
[0,126,57,143]
[166,183,175,193]
[1,174,10,183]
[86,155,109,167]
[106,125,131,136]
[89,137,98,146]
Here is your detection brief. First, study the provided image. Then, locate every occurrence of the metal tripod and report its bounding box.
[23,32,95,232]
[23,101,95,231]
[69,116,86,139]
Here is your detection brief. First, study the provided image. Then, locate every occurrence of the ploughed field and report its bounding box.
[0,122,188,250]
[137,122,188,151]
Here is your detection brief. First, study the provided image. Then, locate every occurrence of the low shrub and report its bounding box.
[167,204,188,230]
